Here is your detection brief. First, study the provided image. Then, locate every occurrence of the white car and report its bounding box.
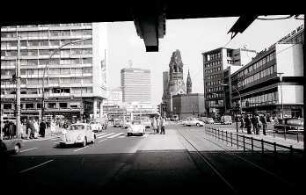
[127,121,145,136]
[89,121,103,132]
[185,118,205,127]
[60,123,96,147]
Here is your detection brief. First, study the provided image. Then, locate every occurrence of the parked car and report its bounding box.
[221,115,232,125]
[200,117,214,124]
[89,121,103,132]
[0,138,23,154]
[122,120,132,129]
[127,120,146,136]
[60,123,96,147]
[184,118,205,127]
[273,118,304,133]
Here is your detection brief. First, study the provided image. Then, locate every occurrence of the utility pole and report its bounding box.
[16,35,21,138]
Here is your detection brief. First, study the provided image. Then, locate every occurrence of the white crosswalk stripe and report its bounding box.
[97,132,115,139]
[107,133,124,139]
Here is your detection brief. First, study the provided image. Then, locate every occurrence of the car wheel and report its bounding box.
[14,144,20,154]
[82,137,87,147]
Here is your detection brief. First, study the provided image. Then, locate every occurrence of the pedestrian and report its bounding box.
[160,116,166,134]
[260,114,267,135]
[33,119,39,139]
[251,115,257,134]
[240,115,245,133]
[39,120,47,138]
[152,117,158,134]
[8,121,16,139]
[156,116,160,134]
[256,115,261,135]
[245,115,252,134]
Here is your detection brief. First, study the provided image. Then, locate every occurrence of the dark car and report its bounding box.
[0,138,24,154]
[273,118,304,133]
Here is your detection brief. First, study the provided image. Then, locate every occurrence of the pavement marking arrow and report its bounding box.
[20,147,38,153]
[74,146,90,152]
[19,159,54,174]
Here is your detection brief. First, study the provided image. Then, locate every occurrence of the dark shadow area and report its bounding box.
[1,149,304,194]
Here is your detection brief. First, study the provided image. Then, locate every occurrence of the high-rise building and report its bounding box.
[1,23,108,121]
[121,67,151,104]
[202,47,257,116]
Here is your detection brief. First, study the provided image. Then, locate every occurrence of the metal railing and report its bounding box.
[205,127,304,155]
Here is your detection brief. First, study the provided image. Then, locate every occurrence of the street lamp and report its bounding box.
[221,83,242,116]
[277,73,284,119]
[41,38,91,121]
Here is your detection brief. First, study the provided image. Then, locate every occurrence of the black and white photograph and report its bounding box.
[0,2,305,194]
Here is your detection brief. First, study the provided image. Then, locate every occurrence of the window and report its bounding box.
[4,104,12,109]
[26,103,34,109]
[59,103,68,108]
[48,103,57,109]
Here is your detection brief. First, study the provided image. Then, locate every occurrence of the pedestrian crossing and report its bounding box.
[96,132,125,139]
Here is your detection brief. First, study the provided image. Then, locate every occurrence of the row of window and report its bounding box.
[1,48,93,58]
[3,102,82,110]
[206,80,222,87]
[1,77,93,86]
[205,52,221,61]
[2,23,92,30]
[1,39,92,48]
[204,66,222,74]
[204,60,221,68]
[1,29,92,39]
[206,86,223,93]
[237,65,276,88]
[1,58,93,66]
[207,93,223,99]
[1,87,93,95]
[205,73,222,80]
[207,99,224,107]
[237,51,276,78]
[241,91,278,107]
[1,68,92,76]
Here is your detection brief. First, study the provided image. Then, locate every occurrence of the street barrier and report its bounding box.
[205,127,304,156]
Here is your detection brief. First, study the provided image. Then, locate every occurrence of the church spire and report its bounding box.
[186,69,192,94]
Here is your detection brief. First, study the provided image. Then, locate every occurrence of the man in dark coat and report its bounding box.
[245,115,252,134]
[260,114,267,135]
[39,120,47,138]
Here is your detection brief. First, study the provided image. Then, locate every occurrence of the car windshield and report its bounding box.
[68,125,85,130]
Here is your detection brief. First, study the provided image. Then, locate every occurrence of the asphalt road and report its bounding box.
[1,125,304,194]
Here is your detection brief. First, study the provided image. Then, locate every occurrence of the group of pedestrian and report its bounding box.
[151,115,166,135]
[240,113,268,135]
[20,118,47,139]
[2,120,17,139]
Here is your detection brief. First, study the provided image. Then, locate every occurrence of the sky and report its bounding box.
[106,16,304,107]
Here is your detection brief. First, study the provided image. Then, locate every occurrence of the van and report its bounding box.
[221,115,232,125]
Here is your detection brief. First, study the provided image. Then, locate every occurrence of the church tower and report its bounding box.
[186,69,192,94]
[163,50,186,116]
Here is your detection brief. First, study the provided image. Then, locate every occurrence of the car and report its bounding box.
[273,118,304,133]
[184,118,205,127]
[200,117,214,124]
[60,123,96,147]
[0,138,23,154]
[221,115,232,125]
[89,121,103,132]
[127,120,146,136]
[122,120,132,129]
[113,118,122,127]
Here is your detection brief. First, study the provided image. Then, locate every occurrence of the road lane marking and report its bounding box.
[98,138,107,143]
[19,159,54,174]
[96,133,107,138]
[20,147,38,153]
[107,133,124,139]
[97,133,115,139]
[74,146,89,152]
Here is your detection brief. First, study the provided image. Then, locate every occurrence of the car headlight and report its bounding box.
[77,135,82,140]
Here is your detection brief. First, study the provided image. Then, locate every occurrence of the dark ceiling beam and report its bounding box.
[228,15,259,39]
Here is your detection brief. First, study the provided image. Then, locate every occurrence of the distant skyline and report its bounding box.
[107,16,304,107]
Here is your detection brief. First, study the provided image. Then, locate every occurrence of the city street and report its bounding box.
[2,124,304,194]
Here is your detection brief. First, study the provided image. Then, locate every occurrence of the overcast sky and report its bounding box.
[106,16,304,107]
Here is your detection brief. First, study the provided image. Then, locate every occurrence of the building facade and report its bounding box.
[1,23,108,121]
[121,67,151,104]
[202,47,257,117]
[172,93,205,119]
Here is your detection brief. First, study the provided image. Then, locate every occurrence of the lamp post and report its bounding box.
[277,73,284,119]
[41,38,91,122]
